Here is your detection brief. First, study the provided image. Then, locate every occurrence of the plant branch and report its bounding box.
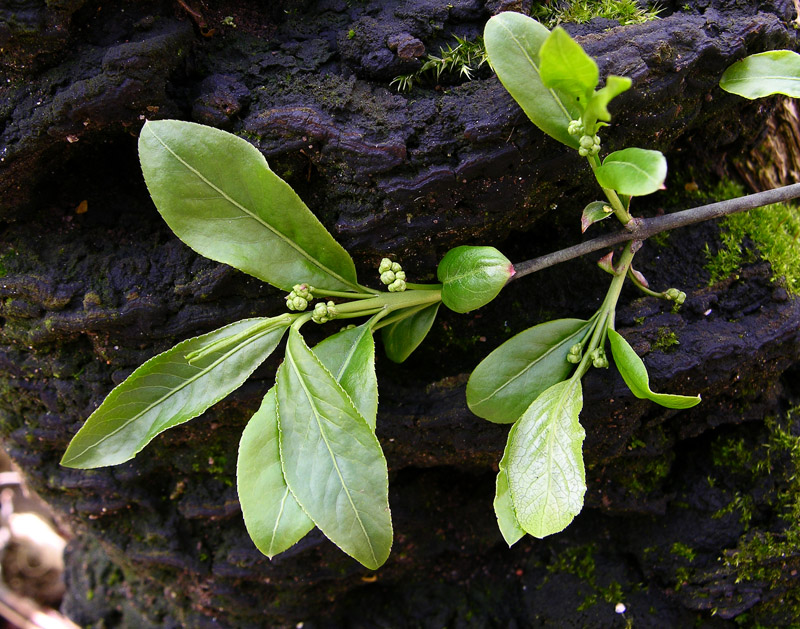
[512,183,800,279]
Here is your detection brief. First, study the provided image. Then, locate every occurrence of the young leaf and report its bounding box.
[720,50,800,99]
[608,329,701,409]
[381,303,441,363]
[238,389,314,559]
[539,26,599,104]
[466,319,591,423]
[484,13,581,148]
[593,147,667,197]
[62,317,291,469]
[313,323,378,428]
[437,246,514,313]
[580,200,614,233]
[582,75,632,129]
[507,378,586,538]
[277,328,392,570]
[494,422,526,547]
[139,119,360,293]
[237,322,377,560]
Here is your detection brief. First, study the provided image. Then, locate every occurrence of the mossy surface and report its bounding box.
[705,182,800,294]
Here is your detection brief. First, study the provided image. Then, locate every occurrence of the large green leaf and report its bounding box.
[608,329,701,409]
[277,328,392,569]
[381,303,441,363]
[237,322,378,559]
[139,119,360,293]
[494,422,526,547]
[466,319,591,423]
[438,246,514,314]
[507,378,585,538]
[484,13,581,148]
[720,50,800,99]
[539,26,598,103]
[62,317,290,468]
[593,148,667,197]
[238,389,314,558]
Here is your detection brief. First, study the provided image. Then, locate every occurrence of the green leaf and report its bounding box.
[437,246,514,314]
[580,200,614,233]
[138,119,360,293]
[583,75,632,129]
[539,27,598,103]
[484,13,581,148]
[720,50,800,99]
[62,317,290,469]
[608,329,701,409]
[237,321,379,560]
[507,378,585,538]
[593,147,667,197]
[494,422,526,547]
[277,328,392,569]
[381,303,441,363]
[313,323,378,429]
[237,389,314,558]
[466,319,591,424]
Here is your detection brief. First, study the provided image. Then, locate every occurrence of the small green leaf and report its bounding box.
[277,328,392,569]
[494,422,526,547]
[539,27,599,104]
[139,120,360,292]
[381,303,441,363]
[594,147,667,197]
[484,13,581,148]
[62,317,290,468]
[238,389,314,559]
[237,321,378,560]
[608,329,701,409]
[582,75,632,129]
[580,201,614,233]
[720,50,800,99]
[507,378,585,538]
[467,319,591,423]
[438,246,514,313]
[313,323,378,428]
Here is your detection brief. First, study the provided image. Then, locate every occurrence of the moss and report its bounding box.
[653,327,679,352]
[704,181,800,294]
[621,455,672,495]
[532,0,661,27]
[670,542,697,562]
[391,35,487,92]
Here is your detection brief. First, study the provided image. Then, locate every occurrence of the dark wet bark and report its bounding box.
[2,0,800,626]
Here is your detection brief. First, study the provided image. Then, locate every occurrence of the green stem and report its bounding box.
[574,243,636,377]
[334,288,442,318]
[313,288,377,300]
[290,312,314,331]
[588,154,632,225]
[370,303,430,331]
[405,282,443,290]
[185,313,294,362]
[626,268,666,299]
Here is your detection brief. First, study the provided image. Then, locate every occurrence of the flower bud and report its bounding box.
[568,120,583,136]
[665,288,686,305]
[388,279,406,292]
[580,135,595,150]
[391,262,403,273]
[380,270,396,285]
[379,258,393,274]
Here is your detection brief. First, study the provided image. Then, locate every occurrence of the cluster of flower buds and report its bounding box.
[589,346,609,369]
[664,288,686,306]
[312,300,338,324]
[285,284,314,311]
[567,343,583,364]
[568,120,601,157]
[379,258,407,292]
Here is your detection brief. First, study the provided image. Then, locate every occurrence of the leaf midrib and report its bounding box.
[285,339,379,568]
[145,124,360,292]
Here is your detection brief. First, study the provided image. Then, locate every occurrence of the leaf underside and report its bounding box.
[381,302,441,363]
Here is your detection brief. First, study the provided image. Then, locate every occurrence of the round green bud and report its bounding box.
[380,270,396,285]
[593,135,601,145]
[580,135,595,149]
[395,270,406,281]
[568,120,583,136]
[379,258,393,273]
[569,343,582,356]
[589,144,601,156]
[391,262,402,273]
[578,147,590,157]
[566,353,581,364]
[388,279,407,292]
[665,288,686,305]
